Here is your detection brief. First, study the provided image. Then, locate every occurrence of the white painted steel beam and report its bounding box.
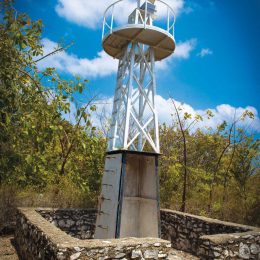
[108,42,160,153]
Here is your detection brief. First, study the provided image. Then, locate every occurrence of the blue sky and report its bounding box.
[14,0,260,132]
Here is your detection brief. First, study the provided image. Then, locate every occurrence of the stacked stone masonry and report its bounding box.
[38,208,96,239]
[15,208,260,259]
[161,209,260,259]
[15,208,171,260]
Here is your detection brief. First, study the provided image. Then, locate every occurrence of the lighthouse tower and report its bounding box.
[95,0,176,239]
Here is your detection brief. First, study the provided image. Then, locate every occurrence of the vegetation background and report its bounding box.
[0,1,259,232]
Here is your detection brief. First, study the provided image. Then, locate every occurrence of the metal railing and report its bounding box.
[102,0,176,40]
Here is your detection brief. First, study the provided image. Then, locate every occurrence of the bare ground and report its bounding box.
[0,235,19,260]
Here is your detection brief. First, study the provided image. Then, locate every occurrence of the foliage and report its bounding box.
[0,1,259,230]
[159,114,260,226]
[0,1,106,210]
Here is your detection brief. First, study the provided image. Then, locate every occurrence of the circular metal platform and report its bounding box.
[102,24,176,61]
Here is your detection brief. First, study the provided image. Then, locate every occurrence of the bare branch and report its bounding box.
[59,94,98,175]
[170,96,188,212]
[34,47,64,63]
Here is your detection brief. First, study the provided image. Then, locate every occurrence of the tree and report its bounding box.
[230,133,259,222]
[169,97,206,212]
[0,1,105,205]
[159,104,259,225]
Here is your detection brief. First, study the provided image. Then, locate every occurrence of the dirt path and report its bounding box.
[0,235,19,260]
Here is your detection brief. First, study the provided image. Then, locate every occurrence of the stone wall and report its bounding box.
[15,207,260,259]
[161,209,260,259]
[38,208,96,239]
[15,208,171,260]
[199,231,260,259]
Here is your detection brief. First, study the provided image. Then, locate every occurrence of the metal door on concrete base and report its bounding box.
[95,153,123,239]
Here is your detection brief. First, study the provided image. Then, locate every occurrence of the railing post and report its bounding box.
[135,8,138,24]
[110,4,115,33]
[102,0,176,39]
[167,7,170,32]
[144,0,147,29]
[102,16,105,40]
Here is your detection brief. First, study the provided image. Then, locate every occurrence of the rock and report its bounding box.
[51,220,58,227]
[158,253,167,259]
[131,249,143,259]
[223,249,229,257]
[102,240,112,244]
[58,220,65,227]
[212,247,222,252]
[87,250,96,257]
[67,220,75,226]
[144,250,158,259]
[229,251,238,257]
[213,251,221,257]
[250,243,259,254]
[242,235,253,239]
[239,243,250,259]
[57,252,66,260]
[70,252,81,260]
[198,247,206,256]
[114,252,126,259]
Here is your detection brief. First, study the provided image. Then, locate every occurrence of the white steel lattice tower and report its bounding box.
[109,44,160,152]
[95,0,176,239]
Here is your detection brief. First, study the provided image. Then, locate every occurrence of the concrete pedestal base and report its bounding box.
[95,150,160,239]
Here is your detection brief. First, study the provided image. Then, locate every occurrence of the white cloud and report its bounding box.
[157,38,197,69]
[38,38,195,77]
[154,97,260,133]
[174,39,197,59]
[197,48,213,58]
[38,38,118,78]
[91,95,260,133]
[55,0,185,29]
[56,0,115,29]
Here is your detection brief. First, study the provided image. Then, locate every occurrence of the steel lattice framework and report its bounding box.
[108,42,160,153]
